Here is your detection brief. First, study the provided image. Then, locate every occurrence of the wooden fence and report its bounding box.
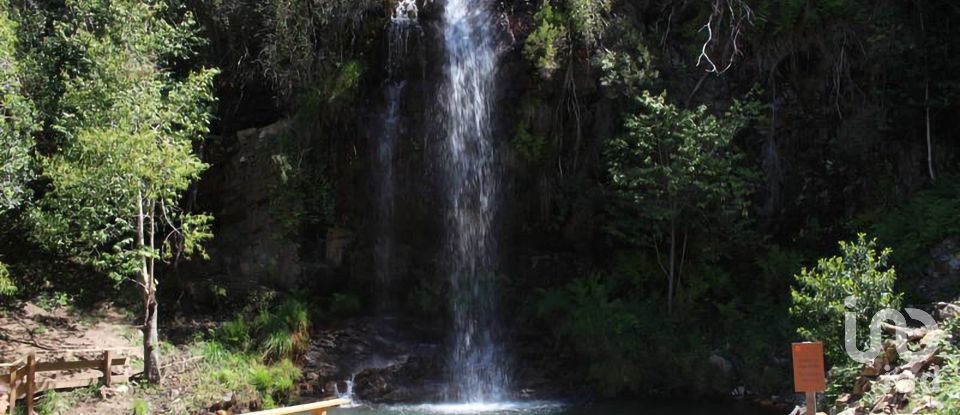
[0,348,133,415]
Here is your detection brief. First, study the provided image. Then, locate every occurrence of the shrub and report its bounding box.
[0,262,15,297]
[218,316,252,351]
[790,234,903,366]
[523,1,567,79]
[216,297,312,362]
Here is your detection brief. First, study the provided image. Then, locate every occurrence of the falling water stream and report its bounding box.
[347,2,785,413]
[440,0,506,403]
[373,0,420,308]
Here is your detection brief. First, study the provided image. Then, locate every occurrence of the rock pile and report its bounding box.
[832,302,960,414]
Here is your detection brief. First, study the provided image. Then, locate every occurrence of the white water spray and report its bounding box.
[440,0,506,402]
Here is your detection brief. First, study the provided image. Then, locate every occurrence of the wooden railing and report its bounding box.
[244,398,352,415]
[1,348,134,415]
[2,351,348,415]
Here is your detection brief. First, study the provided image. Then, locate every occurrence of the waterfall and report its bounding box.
[440,0,506,402]
[373,0,420,308]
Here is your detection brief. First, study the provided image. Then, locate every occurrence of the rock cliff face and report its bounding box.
[182,121,303,292]
[180,0,544,299]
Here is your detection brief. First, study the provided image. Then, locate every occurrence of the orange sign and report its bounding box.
[792,342,826,392]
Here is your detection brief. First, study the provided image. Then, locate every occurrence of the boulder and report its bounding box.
[353,354,445,403]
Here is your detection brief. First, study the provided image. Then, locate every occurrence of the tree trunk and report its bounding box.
[137,189,161,383]
[667,221,676,315]
[143,294,161,383]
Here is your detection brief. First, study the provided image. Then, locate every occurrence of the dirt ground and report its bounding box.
[0,302,197,414]
[0,302,141,360]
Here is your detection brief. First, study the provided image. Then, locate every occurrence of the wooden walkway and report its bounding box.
[244,398,352,415]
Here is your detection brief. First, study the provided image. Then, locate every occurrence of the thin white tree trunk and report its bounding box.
[137,190,161,383]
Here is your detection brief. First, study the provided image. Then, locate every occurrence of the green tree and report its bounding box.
[523,1,568,79]
[0,2,37,214]
[29,0,217,383]
[790,234,903,365]
[606,91,757,313]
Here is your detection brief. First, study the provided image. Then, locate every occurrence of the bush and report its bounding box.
[215,297,311,362]
[790,234,903,366]
[0,262,15,297]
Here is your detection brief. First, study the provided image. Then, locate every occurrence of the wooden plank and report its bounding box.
[0,360,24,370]
[102,351,112,387]
[32,374,130,393]
[7,366,16,415]
[35,357,127,372]
[25,353,35,415]
[244,398,351,415]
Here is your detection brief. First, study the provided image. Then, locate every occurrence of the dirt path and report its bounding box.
[0,302,141,361]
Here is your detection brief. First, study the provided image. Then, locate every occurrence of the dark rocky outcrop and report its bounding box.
[917,237,960,302]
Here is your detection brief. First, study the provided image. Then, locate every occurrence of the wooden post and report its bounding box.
[102,351,113,387]
[26,353,36,415]
[805,391,816,415]
[7,366,17,415]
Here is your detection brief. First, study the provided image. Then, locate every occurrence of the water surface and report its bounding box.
[330,401,781,415]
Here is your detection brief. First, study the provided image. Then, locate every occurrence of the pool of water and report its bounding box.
[329,400,782,415]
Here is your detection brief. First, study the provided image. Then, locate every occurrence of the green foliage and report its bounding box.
[934,317,960,413]
[219,316,252,351]
[536,271,739,395]
[0,3,38,214]
[35,391,70,415]
[606,91,759,311]
[256,0,378,101]
[29,0,217,282]
[216,297,312,362]
[824,362,860,403]
[523,1,567,79]
[606,91,758,248]
[193,339,302,410]
[0,262,16,297]
[756,245,805,297]
[865,177,960,278]
[512,121,548,163]
[131,399,150,415]
[790,234,903,365]
[36,291,70,311]
[248,359,299,408]
[595,16,656,97]
[567,0,611,47]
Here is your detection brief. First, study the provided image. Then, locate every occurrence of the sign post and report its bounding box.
[792,342,826,415]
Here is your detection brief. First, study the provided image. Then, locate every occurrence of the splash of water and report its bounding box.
[440,0,506,402]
